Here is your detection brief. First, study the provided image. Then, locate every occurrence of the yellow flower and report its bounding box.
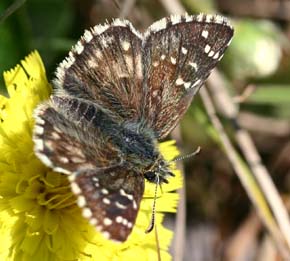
[0,51,182,260]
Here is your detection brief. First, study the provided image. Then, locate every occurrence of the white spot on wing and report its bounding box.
[152,90,158,97]
[120,189,133,200]
[102,231,110,239]
[101,189,109,195]
[161,54,166,60]
[184,82,191,89]
[82,207,93,218]
[213,51,220,60]
[153,61,159,67]
[89,218,98,225]
[121,41,130,51]
[71,156,85,164]
[51,131,61,140]
[77,195,86,207]
[104,218,113,226]
[204,44,211,54]
[116,216,123,223]
[127,222,133,228]
[181,47,188,55]
[53,167,71,175]
[175,78,184,86]
[116,202,127,209]
[103,198,111,205]
[208,50,215,57]
[71,182,81,195]
[59,156,69,163]
[189,62,198,71]
[170,57,176,65]
[83,30,93,42]
[201,30,209,39]
[132,200,137,210]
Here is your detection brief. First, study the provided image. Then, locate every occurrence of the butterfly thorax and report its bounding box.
[112,122,172,184]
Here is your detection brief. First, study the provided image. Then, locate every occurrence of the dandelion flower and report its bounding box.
[0,51,182,260]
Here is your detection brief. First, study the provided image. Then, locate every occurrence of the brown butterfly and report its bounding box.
[33,14,233,242]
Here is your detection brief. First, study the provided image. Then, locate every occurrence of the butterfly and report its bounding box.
[33,13,233,242]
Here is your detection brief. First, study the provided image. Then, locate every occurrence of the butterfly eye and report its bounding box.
[144,171,157,183]
[159,161,165,167]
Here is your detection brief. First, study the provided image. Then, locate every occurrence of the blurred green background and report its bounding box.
[1,0,290,260]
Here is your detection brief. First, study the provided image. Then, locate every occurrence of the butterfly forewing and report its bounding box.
[141,14,233,139]
[71,168,144,242]
[55,20,144,122]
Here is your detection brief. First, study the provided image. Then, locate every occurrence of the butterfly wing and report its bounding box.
[72,168,144,242]
[33,96,123,174]
[55,19,143,122]
[55,14,233,138]
[33,96,144,241]
[141,14,234,139]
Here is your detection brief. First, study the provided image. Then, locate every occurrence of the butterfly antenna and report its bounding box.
[145,175,159,234]
[172,146,201,162]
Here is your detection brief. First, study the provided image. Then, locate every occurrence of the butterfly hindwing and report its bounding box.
[71,168,144,242]
[34,97,144,242]
[33,96,122,174]
[141,14,234,139]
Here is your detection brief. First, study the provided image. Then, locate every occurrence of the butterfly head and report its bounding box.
[144,157,174,185]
